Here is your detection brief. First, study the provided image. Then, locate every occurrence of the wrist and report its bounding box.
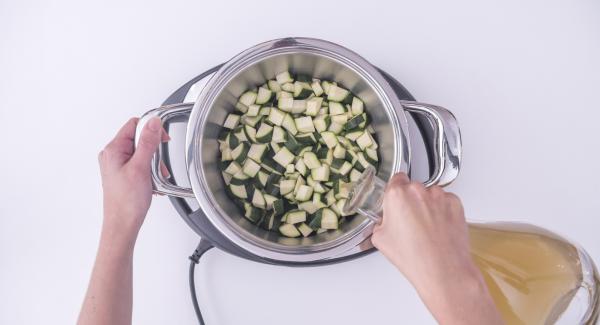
[416,262,499,324]
[100,213,140,252]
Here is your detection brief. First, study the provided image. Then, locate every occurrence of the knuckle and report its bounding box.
[445,192,464,210]
[370,231,382,248]
[408,182,426,197]
[429,185,445,198]
[445,192,460,204]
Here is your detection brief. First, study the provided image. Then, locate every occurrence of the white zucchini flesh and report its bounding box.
[279,223,301,237]
[320,208,339,229]
[273,147,295,167]
[223,114,241,129]
[285,210,307,224]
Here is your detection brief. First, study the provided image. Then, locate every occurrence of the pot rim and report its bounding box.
[186,37,410,262]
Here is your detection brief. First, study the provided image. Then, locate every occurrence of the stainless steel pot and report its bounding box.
[136,37,462,263]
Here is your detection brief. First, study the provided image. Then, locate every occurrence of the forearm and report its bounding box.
[416,263,503,325]
[78,221,137,325]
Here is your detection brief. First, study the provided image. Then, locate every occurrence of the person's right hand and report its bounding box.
[371,173,503,325]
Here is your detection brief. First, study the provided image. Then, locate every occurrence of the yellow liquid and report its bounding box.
[469,223,584,325]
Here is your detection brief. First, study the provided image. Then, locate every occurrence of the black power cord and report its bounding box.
[189,240,214,325]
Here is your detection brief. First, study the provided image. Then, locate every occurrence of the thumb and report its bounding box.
[130,117,162,171]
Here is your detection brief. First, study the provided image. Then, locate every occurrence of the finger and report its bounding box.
[161,128,171,142]
[101,118,139,170]
[387,172,410,190]
[160,161,171,178]
[105,117,139,155]
[130,117,162,172]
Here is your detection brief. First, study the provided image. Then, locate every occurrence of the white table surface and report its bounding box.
[1,0,599,324]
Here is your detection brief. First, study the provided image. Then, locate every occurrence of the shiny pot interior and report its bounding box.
[191,47,404,255]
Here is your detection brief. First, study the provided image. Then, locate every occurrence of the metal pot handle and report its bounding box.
[135,102,196,198]
[400,101,462,187]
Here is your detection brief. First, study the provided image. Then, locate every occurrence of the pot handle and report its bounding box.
[400,101,462,187]
[135,102,196,198]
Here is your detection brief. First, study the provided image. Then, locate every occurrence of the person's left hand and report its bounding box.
[98,117,167,243]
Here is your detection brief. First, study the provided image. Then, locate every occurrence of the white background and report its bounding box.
[1,0,599,324]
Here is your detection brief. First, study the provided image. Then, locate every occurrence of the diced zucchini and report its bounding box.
[299,201,319,214]
[311,164,330,182]
[293,176,305,196]
[329,102,346,115]
[321,132,338,148]
[327,85,351,102]
[298,223,313,237]
[247,143,267,162]
[223,161,242,175]
[279,223,301,237]
[239,91,257,106]
[294,185,313,201]
[303,152,321,169]
[278,97,294,112]
[222,172,233,185]
[291,99,307,114]
[257,170,269,187]
[295,116,315,133]
[333,145,346,159]
[325,190,336,206]
[276,71,294,85]
[311,80,324,96]
[284,210,307,224]
[321,80,334,95]
[281,113,298,135]
[279,179,296,195]
[318,208,339,229]
[276,91,293,100]
[313,115,331,132]
[242,159,261,177]
[328,122,344,135]
[230,184,248,199]
[268,80,282,92]
[256,87,273,105]
[235,102,248,113]
[272,126,286,143]
[246,104,261,117]
[345,130,363,141]
[272,146,295,167]
[255,124,273,143]
[365,147,379,165]
[243,202,263,223]
[252,190,266,209]
[293,81,313,99]
[268,108,286,126]
[221,148,233,161]
[351,97,364,115]
[281,82,295,92]
[219,74,379,237]
[305,97,323,116]
[350,168,362,182]
[285,164,295,174]
[296,133,316,144]
[356,131,373,150]
[244,124,257,142]
[223,114,241,129]
[331,114,348,125]
[261,210,280,230]
[295,158,307,176]
[345,113,366,131]
[231,142,250,164]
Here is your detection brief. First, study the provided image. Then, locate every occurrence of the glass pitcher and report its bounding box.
[344,166,600,325]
